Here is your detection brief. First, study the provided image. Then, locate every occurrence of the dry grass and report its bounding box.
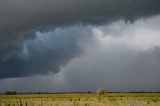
[0,93,160,106]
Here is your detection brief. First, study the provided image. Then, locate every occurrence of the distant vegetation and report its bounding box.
[96,88,106,95]
[4,91,17,95]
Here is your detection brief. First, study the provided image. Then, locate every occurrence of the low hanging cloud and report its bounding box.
[0,0,160,79]
[0,16,160,92]
[0,26,93,79]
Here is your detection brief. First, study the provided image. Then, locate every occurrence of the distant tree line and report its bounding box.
[2,89,160,95]
[4,91,17,95]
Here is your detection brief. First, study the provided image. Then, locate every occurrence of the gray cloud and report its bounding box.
[0,0,160,79]
[0,26,92,79]
[61,18,160,92]
[61,47,160,92]
[0,16,160,92]
[1,0,160,57]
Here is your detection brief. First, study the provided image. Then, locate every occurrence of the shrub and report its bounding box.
[96,88,106,95]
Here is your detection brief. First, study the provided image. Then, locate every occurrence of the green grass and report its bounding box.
[0,93,160,106]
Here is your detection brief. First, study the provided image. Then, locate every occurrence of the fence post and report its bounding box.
[31,98,34,106]
[19,98,22,106]
[39,100,42,106]
[73,99,75,106]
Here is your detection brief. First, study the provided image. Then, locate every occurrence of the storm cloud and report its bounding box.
[0,0,160,92]
[0,26,92,78]
[0,16,160,92]
[1,0,160,59]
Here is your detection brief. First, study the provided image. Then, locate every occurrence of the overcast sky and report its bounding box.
[0,0,160,92]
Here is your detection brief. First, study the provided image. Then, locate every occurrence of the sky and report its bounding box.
[0,0,160,92]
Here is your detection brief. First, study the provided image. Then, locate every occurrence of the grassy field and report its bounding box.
[0,93,160,106]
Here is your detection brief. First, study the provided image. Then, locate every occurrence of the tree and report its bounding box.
[96,88,106,95]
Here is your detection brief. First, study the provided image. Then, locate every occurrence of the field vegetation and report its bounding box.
[0,93,160,106]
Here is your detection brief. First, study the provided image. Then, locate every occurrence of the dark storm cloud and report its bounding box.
[0,17,160,92]
[1,0,160,32]
[1,0,160,58]
[0,0,160,79]
[0,26,92,79]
